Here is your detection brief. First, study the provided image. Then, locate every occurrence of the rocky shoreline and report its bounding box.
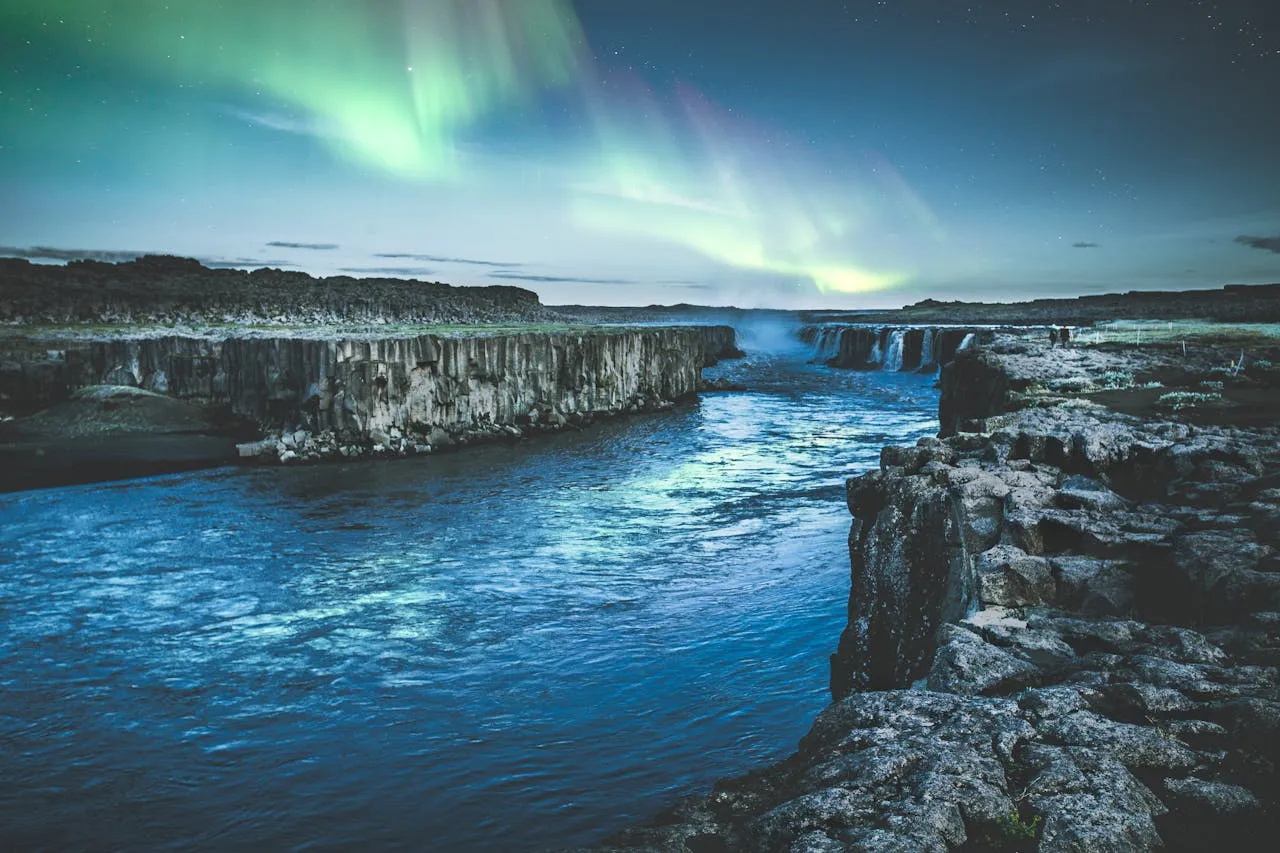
[585,332,1280,852]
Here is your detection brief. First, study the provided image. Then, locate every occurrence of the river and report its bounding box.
[0,337,939,851]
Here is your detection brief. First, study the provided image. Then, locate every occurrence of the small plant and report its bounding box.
[1157,391,1221,410]
[996,812,1043,841]
[1139,381,1164,389]
[1254,359,1274,369]
[1045,377,1092,393]
[1199,380,1225,390]
[1096,370,1135,389]
[970,811,1044,852]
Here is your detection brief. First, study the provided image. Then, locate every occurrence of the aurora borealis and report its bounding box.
[2,1,1278,307]
[1,0,584,177]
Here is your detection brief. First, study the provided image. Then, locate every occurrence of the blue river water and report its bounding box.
[0,339,939,852]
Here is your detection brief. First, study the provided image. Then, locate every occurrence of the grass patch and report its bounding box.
[1078,319,1280,348]
[1157,390,1223,410]
[964,811,1043,852]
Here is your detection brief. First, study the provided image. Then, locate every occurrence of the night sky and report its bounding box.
[2,1,1278,308]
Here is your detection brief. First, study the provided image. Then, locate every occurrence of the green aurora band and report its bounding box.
[1,0,584,177]
[572,84,916,294]
[2,0,939,295]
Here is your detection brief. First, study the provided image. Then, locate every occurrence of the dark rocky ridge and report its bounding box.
[584,332,1280,852]
[803,281,1280,326]
[0,255,554,325]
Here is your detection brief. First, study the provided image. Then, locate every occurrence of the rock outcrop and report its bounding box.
[586,332,1280,852]
[700,325,748,365]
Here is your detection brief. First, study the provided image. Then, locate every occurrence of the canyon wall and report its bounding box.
[1,328,712,439]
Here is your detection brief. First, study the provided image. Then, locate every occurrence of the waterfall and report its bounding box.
[804,325,842,362]
[797,324,974,371]
[819,327,840,360]
[882,329,905,371]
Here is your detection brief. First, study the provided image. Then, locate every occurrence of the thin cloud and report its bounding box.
[266,241,339,250]
[0,246,300,269]
[0,245,146,262]
[200,258,296,269]
[228,107,335,141]
[489,270,707,287]
[339,266,437,277]
[375,252,523,267]
[1235,235,1280,254]
[1072,241,1100,249]
[489,271,638,285]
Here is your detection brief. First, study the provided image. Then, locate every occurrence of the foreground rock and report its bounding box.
[584,332,1280,852]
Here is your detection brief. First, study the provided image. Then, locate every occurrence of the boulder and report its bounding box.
[975,544,1056,607]
[926,625,1038,695]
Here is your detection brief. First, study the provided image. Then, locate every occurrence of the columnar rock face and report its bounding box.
[798,325,984,371]
[937,348,1010,435]
[699,325,748,365]
[831,440,971,697]
[3,328,707,436]
[590,333,1280,853]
